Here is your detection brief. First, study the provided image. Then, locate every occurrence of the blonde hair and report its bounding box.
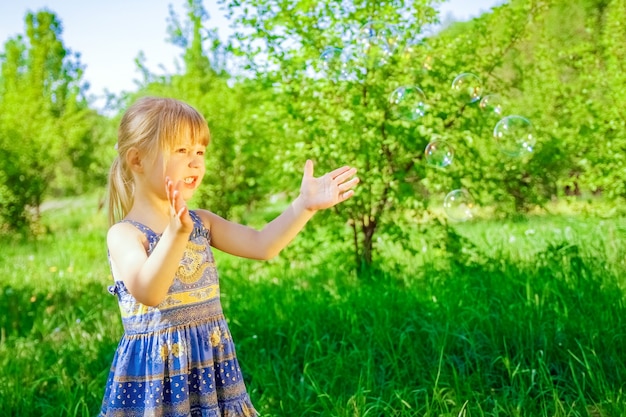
[107,96,210,225]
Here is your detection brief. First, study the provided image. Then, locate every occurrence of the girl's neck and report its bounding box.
[125,194,172,234]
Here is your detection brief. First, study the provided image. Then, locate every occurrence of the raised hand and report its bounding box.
[299,160,359,211]
[165,176,193,234]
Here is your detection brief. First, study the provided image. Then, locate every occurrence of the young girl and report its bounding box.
[100,96,359,416]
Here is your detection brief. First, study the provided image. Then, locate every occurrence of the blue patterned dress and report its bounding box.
[100,211,258,417]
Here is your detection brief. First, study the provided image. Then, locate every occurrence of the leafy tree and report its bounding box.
[486,0,626,202]
[583,0,626,198]
[0,10,106,232]
[219,0,563,269]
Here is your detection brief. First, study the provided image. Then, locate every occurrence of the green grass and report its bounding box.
[1,194,626,416]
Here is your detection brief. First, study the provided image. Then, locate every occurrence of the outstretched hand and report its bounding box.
[299,160,359,211]
[165,177,193,234]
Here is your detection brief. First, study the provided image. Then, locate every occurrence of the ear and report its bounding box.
[126,147,144,173]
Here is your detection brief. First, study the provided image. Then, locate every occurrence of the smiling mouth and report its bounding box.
[183,176,197,185]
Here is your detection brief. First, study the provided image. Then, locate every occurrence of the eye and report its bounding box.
[197,149,205,156]
[176,147,187,154]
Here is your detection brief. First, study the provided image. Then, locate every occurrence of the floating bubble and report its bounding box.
[336,45,364,81]
[451,72,483,104]
[354,20,398,68]
[493,115,535,157]
[320,46,343,69]
[425,140,454,168]
[319,46,350,81]
[389,86,427,120]
[443,189,475,222]
[401,39,434,72]
[479,94,504,116]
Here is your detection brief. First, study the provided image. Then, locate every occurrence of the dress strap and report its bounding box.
[119,219,160,253]
[120,219,159,238]
[187,210,211,243]
[188,210,202,228]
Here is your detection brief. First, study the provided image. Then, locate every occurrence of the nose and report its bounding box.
[189,154,203,168]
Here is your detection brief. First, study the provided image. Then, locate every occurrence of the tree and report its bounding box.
[0,10,103,231]
[583,0,626,197]
[219,0,561,270]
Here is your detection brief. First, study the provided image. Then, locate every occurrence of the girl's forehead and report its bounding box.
[178,128,210,146]
[172,139,207,148]
[168,129,208,146]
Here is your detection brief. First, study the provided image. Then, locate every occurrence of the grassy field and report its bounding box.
[1,194,625,416]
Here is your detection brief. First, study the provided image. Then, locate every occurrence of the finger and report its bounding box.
[165,176,172,202]
[174,179,185,193]
[173,192,190,222]
[333,167,358,183]
[338,176,360,191]
[340,190,355,201]
[303,159,314,180]
[173,181,186,208]
[176,205,188,219]
[170,190,180,217]
[329,165,352,180]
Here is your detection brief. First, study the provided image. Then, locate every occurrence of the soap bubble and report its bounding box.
[319,46,343,70]
[443,189,475,222]
[401,39,434,72]
[451,72,483,104]
[479,94,504,117]
[354,20,398,68]
[389,86,427,120]
[425,140,454,168]
[319,46,356,81]
[493,115,535,157]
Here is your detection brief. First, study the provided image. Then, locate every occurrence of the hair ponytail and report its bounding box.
[107,156,133,226]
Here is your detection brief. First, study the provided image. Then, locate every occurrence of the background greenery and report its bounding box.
[1,0,626,415]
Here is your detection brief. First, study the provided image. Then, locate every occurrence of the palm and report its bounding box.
[300,160,359,211]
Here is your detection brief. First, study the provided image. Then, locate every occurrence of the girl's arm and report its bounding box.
[107,179,193,306]
[200,160,359,260]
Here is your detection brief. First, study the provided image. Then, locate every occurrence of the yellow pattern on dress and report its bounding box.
[176,241,211,284]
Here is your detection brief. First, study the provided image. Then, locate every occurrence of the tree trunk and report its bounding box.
[353,215,377,276]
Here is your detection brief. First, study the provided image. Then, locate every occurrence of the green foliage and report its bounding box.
[218,0,585,268]
[0,195,115,416]
[87,0,617,272]
[486,0,626,201]
[4,0,626,267]
[0,10,114,232]
[209,0,626,270]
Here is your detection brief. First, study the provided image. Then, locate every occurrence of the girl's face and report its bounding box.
[148,142,207,201]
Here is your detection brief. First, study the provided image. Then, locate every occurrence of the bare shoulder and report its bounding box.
[107,221,147,252]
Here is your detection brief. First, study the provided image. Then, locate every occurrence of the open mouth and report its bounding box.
[183,176,197,186]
